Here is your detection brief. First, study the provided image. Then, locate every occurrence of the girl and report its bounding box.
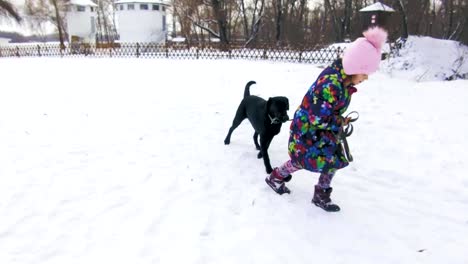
[265,27,388,212]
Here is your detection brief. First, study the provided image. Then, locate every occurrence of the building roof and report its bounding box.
[115,0,170,5]
[69,0,98,7]
[359,2,395,12]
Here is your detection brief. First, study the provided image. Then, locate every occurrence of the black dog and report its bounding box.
[224,81,289,174]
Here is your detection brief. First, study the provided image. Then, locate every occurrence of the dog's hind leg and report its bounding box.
[224,104,246,145]
[253,132,261,150]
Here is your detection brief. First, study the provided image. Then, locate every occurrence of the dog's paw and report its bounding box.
[257,152,263,159]
[266,168,273,174]
[224,139,230,145]
[255,145,261,150]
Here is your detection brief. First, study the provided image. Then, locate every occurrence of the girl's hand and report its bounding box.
[343,117,353,125]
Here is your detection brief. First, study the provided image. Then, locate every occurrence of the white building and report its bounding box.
[0,37,11,45]
[66,0,98,43]
[115,0,169,43]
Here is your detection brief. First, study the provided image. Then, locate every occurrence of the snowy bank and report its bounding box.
[381,36,468,82]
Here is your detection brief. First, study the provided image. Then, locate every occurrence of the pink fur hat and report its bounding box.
[342,27,388,75]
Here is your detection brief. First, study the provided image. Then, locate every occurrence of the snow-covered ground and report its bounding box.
[0,57,467,264]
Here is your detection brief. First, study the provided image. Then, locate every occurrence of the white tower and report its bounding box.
[115,0,169,43]
[66,0,98,43]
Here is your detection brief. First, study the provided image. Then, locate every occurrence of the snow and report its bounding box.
[359,2,395,12]
[168,36,186,42]
[381,36,468,81]
[1,44,468,263]
[115,0,170,5]
[330,36,468,82]
[69,0,98,7]
[0,37,11,44]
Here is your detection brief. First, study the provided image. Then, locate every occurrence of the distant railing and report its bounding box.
[0,42,345,64]
[0,41,399,64]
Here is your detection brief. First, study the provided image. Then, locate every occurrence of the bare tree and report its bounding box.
[274,0,283,43]
[343,0,351,39]
[25,0,68,49]
[51,0,65,49]
[240,0,265,45]
[211,0,229,44]
[393,0,408,39]
[324,0,345,42]
[95,0,117,44]
[0,0,22,22]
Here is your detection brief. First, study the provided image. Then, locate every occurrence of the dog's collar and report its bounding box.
[268,114,282,125]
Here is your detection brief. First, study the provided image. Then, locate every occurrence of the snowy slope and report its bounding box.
[381,36,468,81]
[0,58,467,264]
[331,35,468,82]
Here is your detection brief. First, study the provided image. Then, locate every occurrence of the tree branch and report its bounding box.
[188,16,220,38]
[0,0,22,22]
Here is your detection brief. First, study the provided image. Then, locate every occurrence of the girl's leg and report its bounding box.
[317,170,335,189]
[276,160,302,177]
[313,169,340,212]
[265,160,301,195]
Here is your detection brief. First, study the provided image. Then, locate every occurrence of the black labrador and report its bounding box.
[224,81,290,174]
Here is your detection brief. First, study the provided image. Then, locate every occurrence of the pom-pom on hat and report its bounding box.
[342,27,388,75]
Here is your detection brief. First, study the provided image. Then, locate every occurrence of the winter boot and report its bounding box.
[312,185,340,212]
[265,168,291,195]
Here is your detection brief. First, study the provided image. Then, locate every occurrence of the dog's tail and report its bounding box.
[244,81,256,98]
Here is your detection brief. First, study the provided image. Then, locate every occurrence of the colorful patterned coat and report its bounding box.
[288,59,357,173]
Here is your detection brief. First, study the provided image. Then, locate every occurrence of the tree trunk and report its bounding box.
[0,0,22,22]
[324,0,343,42]
[413,0,429,35]
[211,0,229,44]
[275,0,283,44]
[394,0,409,39]
[98,0,110,44]
[427,0,436,36]
[246,0,264,46]
[319,1,328,43]
[240,0,249,39]
[344,0,352,40]
[51,0,65,49]
[445,0,454,39]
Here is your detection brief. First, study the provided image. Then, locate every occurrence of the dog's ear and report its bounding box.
[266,97,273,112]
[279,97,289,110]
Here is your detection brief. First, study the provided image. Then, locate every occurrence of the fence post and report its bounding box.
[37,45,41,57]
[336,47,341,60]
[16,46,20,57]
[299,51,302,63]
[165,43,169,58]
[196,48,199,59]
[136,43,140,58]
[0,46,2,57]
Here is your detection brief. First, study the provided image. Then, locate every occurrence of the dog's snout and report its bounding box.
[282,115,290,122]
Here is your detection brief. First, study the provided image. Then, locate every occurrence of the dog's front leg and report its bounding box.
[253,132,261,150]
[259,135,274,174]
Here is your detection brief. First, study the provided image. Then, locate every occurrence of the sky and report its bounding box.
[0,36,467,264]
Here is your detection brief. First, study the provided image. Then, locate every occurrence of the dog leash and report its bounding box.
[336,111,359,162]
